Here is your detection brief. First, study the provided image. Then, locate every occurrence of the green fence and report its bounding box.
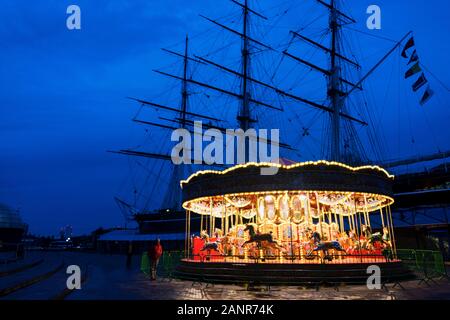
[141,251,185,278]
[397,249,447,279]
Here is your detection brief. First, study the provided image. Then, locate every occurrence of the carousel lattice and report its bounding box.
[175,161,413,284]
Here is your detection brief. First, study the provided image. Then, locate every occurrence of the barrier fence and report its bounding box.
[397,249,447,279]
[140,251,185,278]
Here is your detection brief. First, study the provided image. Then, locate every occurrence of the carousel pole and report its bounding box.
[209,199,213,236]
[187,210,191,258]
[200,213,203,234]
[315,192,323,237]
[353,206,359,236]
[363,194,371,229]
[385,205,392,249]
[296,220,301,261]
[380,206,385,228]
[221,205,224,235]
[334,211,339,232]
[388,205,397,258]
[327,210,332,239]
[290,220,294,261]
[354,198,363,263]
[185,209,188,258]
[225,199,228,234]
[358,210,364,262]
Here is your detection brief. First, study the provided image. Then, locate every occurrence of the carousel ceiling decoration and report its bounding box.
[183,190,393,221]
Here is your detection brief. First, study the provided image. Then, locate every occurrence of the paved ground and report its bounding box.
[1,251,450,300]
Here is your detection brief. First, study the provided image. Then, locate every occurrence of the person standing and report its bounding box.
[126,241,133,269]
[147,239,163,280]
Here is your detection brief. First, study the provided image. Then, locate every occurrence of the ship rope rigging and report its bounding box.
[110,0,449,221]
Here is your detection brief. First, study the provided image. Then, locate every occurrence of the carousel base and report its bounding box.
[174,259,414,285]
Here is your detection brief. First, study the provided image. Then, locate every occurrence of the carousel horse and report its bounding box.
[213,228,223,238]
[308,231,346,261]
[241,224,281,250]
[361,224,372,238]
[200,230,223,254]
[221,232,233,256]
[348,230,362,251]
[361,225,390,250]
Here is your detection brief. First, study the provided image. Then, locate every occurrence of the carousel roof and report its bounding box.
[180,161,394,203]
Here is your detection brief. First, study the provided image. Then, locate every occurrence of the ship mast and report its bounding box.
[162,34,191,210]
[329,0,342,162]
[181,34,189,128]
[239,0,251,131]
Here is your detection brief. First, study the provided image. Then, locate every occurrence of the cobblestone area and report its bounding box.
[2,252,450,300]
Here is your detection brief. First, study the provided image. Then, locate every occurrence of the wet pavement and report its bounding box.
[2,251,450,300]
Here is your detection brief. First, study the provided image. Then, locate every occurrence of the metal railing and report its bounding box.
[140,251,185,278]
[397,249,447,280]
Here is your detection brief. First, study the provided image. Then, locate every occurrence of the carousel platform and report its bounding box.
[174,259,414,285]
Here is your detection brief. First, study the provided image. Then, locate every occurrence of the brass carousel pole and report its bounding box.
[315,192,323,237]
[185,209,188,258]
[388,205,397,258]
[354,198,363,263]
[380,206,385,228]
[209,199,213,236]
[305,192,311,226]
[363,194,372,229]
[200,213,203,234]
[221,200,225,236]
[187,210,191,258]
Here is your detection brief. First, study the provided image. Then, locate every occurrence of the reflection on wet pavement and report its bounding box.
[2,252,449,300]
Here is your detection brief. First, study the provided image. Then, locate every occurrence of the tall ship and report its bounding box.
[109,0,449,262]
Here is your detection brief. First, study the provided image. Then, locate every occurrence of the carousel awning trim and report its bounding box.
[180,160,394,188]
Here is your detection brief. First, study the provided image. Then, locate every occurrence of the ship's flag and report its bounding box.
[407,50,419,65]
[412,73,427,92]
[419,85,434,106]
[405,62,421,78]
[401,37,415,58]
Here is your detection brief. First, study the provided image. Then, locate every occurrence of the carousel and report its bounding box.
[175,161,412,284]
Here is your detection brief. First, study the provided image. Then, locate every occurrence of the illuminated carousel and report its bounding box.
[175,161,412,284]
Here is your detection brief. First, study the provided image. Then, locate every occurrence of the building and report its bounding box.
[0,203,27,249]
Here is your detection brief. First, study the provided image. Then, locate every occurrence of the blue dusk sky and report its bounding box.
[0,0,449,236]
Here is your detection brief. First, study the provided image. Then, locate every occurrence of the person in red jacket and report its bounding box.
[147,239,163,280]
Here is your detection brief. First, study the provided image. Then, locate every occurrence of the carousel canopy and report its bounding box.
[180,161,394,219]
